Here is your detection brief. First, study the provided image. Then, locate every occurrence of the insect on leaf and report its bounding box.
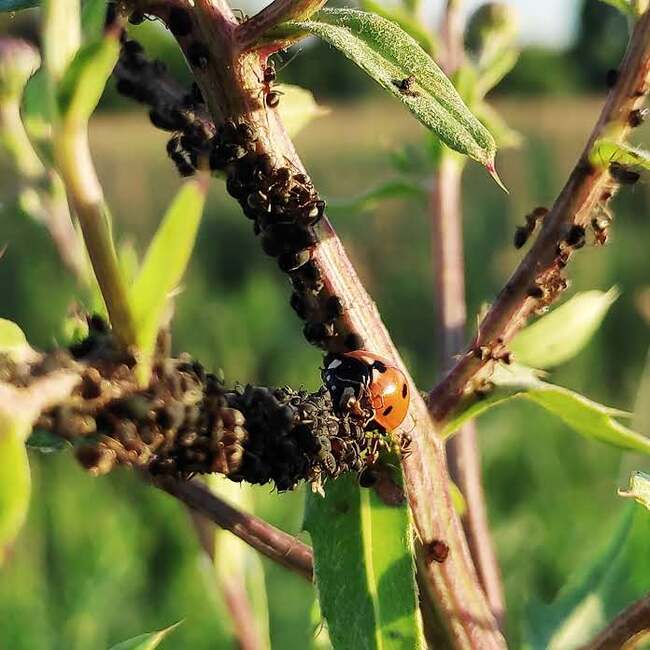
[305,473,422,650]
[511,288,619,368]
[129,178,207,381]
[271,9,499,173]
[109,622,182,650]
[442,364,650,455]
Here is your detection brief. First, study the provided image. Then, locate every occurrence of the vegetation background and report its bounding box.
[0,0,648,647]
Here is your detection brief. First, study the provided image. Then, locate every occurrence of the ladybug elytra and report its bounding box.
[322,350,410,432]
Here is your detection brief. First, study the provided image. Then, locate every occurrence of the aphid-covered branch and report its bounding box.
[116,1,506,646]
[430,9,650,421]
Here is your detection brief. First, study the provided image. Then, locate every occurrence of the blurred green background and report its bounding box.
[1,0,649,647]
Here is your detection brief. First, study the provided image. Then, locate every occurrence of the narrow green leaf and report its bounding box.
[57,36,119,124]
[590,139,650,170]
[475,47,519,98]
[619,471,650,511]
[524,504,650,649]
[0,0,39,10]
[276,84,329,137]
[109,622,182,650]
[511,288,619,368]
[328,179,427,213]
[129,179,207,375]
[273,8,498,169]
[0,413,31,566]
[442,365,649,454]
[81,0,109,42]
[305,473,422,650]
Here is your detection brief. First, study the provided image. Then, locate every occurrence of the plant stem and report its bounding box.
[235,0,327,51]
[155,476,314,581]
[581,592,650,650]
[431,0,506,628]
[54,125,137,349]
[430,8,650,422]
[430,154,505,627]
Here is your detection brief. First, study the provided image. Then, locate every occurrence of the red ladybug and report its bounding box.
[322,350,410,432]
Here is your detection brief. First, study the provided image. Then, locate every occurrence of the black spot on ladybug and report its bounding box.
[402,384,408,399]
[383,406,393,416]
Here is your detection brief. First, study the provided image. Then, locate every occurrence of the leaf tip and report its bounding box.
[486,160,509,193]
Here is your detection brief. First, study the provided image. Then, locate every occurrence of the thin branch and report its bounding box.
[430,154,505,627]
[235,0,327,52]
[432,0,505,628]
[155,476,314,581]
[430,9,650,421]
[581,592,650,650]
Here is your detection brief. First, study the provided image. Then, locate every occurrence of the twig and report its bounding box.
[155,476,314,581]
[431,0,505,628]
[430,155,505,627]
[236,0,327,51]
[190,512,267,650]
[581,592,650,650]
[429,9,650,421]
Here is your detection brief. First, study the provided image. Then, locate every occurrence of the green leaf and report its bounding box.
[276,84,329,137]
[26,429,70,453]
[590,139,650,170]
[619,471,650,511]
[475,47,519,98]
[442,365,650,454]
[0,0,39,9]
[109,622,182,650]
[0,413,31,566]
[328,179,427,213]
[81,0,109,42]
[57,36,119,124]
[511,288,619,368]
[524,504,650,649]
[0,318,29,353]
[597,0,636,18]
[305,473,422,650]
[273,9,498,170]
[129,179,207,378]
[359,0,437,55]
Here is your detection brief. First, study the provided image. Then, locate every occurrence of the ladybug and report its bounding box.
[322,350,410,432]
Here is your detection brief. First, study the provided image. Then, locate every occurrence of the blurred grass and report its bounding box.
[0,93,649,648]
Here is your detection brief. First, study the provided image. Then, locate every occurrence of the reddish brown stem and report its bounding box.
[155,476,314,581]
[431,155,505,627]
[430,9,650,422]
[582,592,650,650]
[433,0,506,628]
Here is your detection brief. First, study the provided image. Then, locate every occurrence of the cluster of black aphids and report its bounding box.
[114,38,214,177]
